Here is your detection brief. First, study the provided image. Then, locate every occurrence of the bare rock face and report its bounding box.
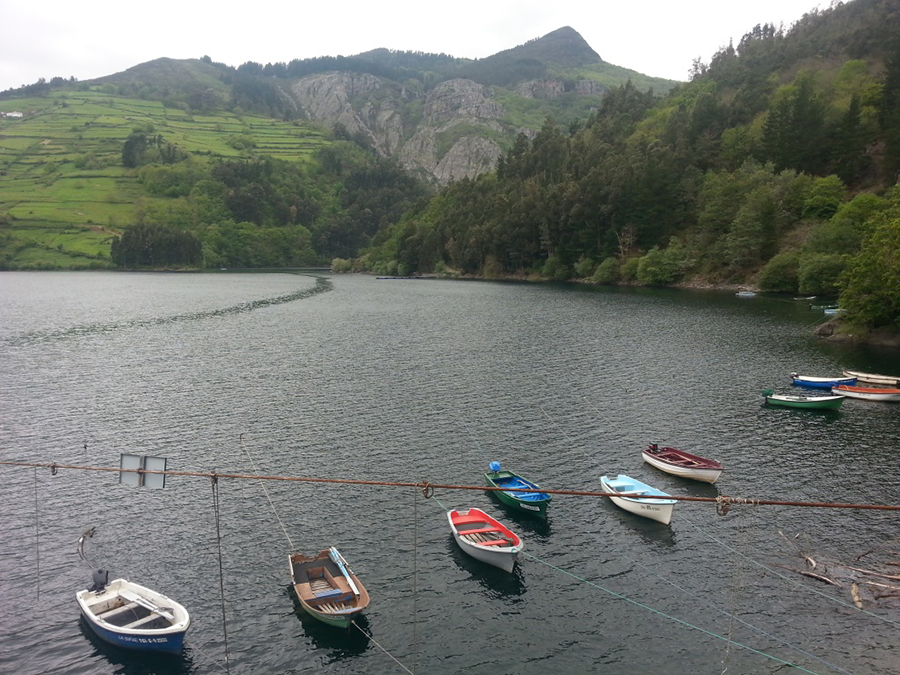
[289,73,404,156]
[423,79,504,126]
[286,73,532,183]
[433,136,503,183]
[515,79,606,100]
[397,79,505,182]
[515,80,566,99]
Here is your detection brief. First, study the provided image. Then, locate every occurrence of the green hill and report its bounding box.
[0,91,329,268]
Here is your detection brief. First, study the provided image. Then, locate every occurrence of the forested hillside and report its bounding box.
[362,0,900,333]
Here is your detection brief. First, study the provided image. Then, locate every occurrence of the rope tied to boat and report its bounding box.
[419,481,434,499]
[716,495,760,516]
[50,463,58,476]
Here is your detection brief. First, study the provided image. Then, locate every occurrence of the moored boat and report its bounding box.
[790,372,857,389]
[832,384,900,402]
[763,389,844,410]
[289,547,370,628]
[599,474,677,525]
[75,572,190,653]
[641,443,723,484]
[484,461,552,518]
[842,370,900,387]
[447,507,523,572]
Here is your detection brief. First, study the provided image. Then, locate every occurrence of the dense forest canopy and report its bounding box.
[360,0,900,331]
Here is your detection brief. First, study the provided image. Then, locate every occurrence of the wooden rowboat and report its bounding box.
[832,384,900,402]
[641,443,723,483]
[484,461,552,518]
[289,547,370,628]
[763,389,844,410]
[790,372,857,389]
[600,474,677,525]
[447,507,523,572]
[842,370,900,387]
[76,573,190,653]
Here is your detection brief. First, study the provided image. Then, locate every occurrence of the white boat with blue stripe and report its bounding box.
[600,474,677,525]
[76,571,190,653]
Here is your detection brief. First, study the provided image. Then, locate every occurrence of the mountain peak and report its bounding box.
[498,26,602,67]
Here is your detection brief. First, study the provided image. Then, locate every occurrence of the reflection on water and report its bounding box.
[445,537,527,599]
[598,500,678,549]
[483,492,552,539]
[284,586,371,655]
[78,618,195,675]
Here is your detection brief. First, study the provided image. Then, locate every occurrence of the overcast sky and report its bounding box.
[1,0,826,93]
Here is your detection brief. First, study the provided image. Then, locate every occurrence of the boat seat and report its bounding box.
[122,613,162,629]
[477,539,513,547]
[452,515,490,525]
[98,601,139,619]
[314,588,343,599]
[457,526,502,535]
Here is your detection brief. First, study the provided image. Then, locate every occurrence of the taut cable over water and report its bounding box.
[3,460,897,512]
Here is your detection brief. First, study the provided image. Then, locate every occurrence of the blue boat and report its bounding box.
[790,372,857,389]
[484,461,552,518]
[76,571,190,653]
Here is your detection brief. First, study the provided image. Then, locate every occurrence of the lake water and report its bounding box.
[1,271,898,675]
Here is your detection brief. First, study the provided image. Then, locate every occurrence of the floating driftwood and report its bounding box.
[778,534,900,608]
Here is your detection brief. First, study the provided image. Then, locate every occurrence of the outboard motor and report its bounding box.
[90,568,109,592]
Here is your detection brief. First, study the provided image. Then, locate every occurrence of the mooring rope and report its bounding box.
[210,474,231,674]
[3,460,896,513]
[239,435,294,550]
[531,407,851,674]
[523,551,822,674]
[351,620,415,675]
[412,485,420,673]
[33,467,40,599]
[427,492,844,674]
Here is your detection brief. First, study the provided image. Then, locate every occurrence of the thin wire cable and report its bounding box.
[33,467,40,599]
[351,621,415,674]
[430,490,846,674]
[239,435,294,550]
[211,476,231,674]
[3,460,897,511]
[523,551,821,674]
[682,515,900,629]
[412,486,419,674]
[536,405,851,674]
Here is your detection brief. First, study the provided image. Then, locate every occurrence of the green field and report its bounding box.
[0,90,330,268]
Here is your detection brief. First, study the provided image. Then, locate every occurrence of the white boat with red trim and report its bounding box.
[447,507,523,572]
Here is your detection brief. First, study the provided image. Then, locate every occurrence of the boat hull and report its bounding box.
[76,579,190,654]
[484,470,551,518]
[600,475,676,525]
[448,508,522,573]
[80,612,186,653]
[296,599,362,628]
[791,373,857,389]
[641,446,723,484]
[765,394,844,409]
[832,385,900,402]
[842,370,900,387]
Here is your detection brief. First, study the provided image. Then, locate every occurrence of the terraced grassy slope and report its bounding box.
[0,90,330,268]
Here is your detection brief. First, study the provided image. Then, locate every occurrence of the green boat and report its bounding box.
[484,461,552,518]
[762,389,844,410]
